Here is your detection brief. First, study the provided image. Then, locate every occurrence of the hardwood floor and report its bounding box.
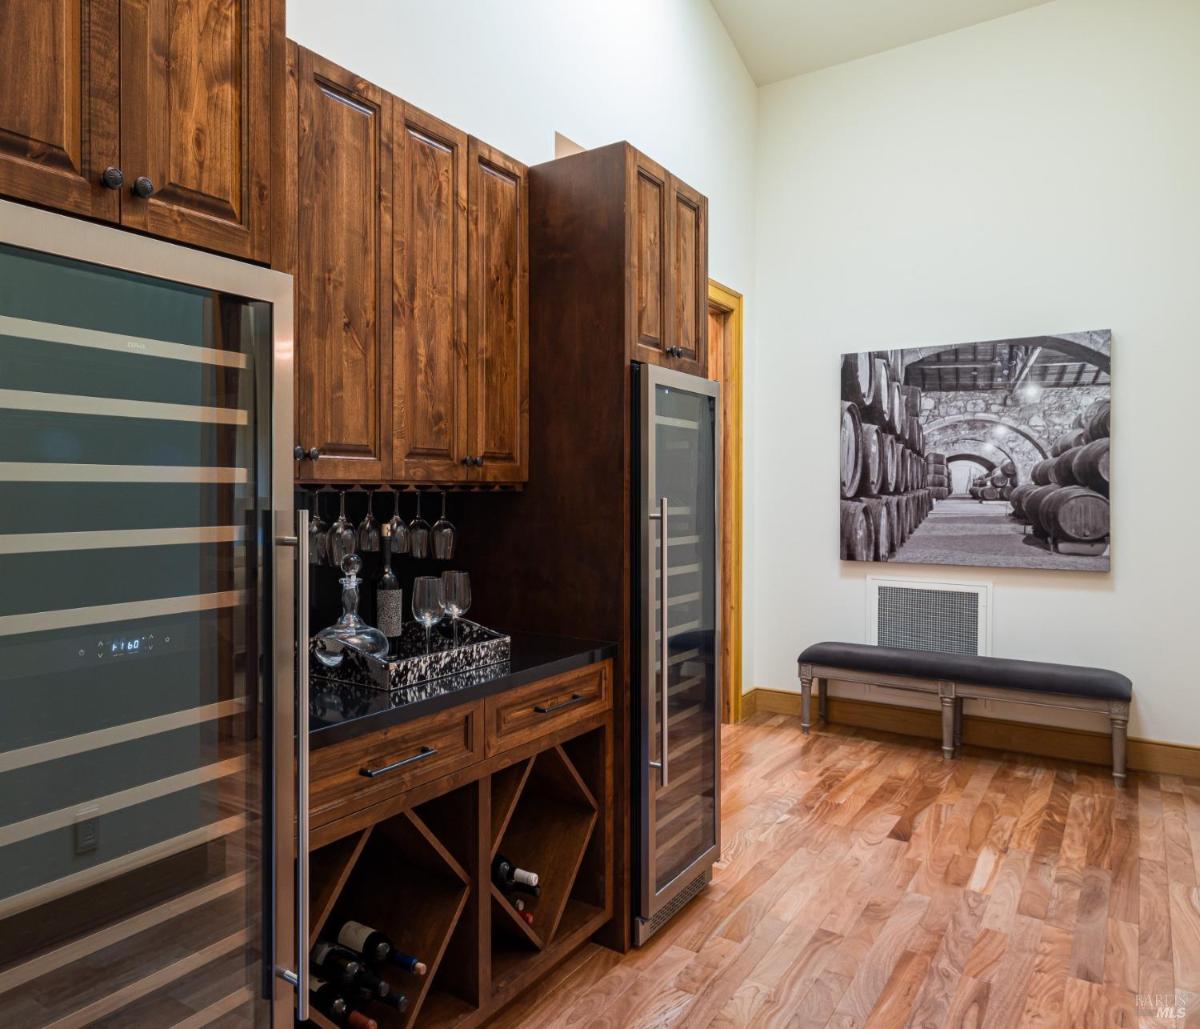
[488,713,1200,1028]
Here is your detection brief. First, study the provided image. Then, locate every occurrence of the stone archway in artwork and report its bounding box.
[925,421,1044,483]
[922,413,1051,458]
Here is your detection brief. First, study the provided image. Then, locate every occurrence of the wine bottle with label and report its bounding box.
[310,976,379,1029]
[493,854,540,897]
[376,525,403,651]
[335,919,428,975]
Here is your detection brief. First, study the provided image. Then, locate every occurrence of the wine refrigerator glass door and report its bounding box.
[638,364,721,929]
[0,202,296,1027]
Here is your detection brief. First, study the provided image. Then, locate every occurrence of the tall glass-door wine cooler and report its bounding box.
[0,200,301,1026]
[634,363,721,946]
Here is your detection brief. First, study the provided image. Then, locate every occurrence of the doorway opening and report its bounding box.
[707,280,744,723]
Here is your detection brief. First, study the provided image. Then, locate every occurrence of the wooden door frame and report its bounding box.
[707,279,744,723]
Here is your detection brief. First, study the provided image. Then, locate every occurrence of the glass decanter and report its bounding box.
[312,553,390,668]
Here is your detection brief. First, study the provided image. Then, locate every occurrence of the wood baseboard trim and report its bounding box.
[743,688,1200,778]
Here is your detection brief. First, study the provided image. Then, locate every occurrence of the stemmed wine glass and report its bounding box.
[409,493,431,559]
[327,490,356,567]
[307,490,326,565]
[358,489,380,552]
[412,576,444,653]
[432,492,455,560]
[440,571,471,646]
[387,489,410,556]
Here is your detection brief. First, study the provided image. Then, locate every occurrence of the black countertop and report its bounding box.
[309,632,618,749]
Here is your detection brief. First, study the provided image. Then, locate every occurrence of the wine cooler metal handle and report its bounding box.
[275,510,310,1020]
[360,745,437,778]
[534,692,585,714]
[648,496,669,786]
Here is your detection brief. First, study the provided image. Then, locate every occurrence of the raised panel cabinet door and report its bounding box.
[391,103,469,482]
[0,0,119,220]
[292,47,392,482]
[468,137,528,483]
[118,0,277,260]
[628,148,669,366]
[666,173,708,377]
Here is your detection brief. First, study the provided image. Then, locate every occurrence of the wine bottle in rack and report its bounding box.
[311,941,362,987]
[334,919,428,975]
[310,976,379,1029]
[493,854,540,897]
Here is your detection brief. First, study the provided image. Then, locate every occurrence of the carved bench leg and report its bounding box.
[1110,706,1128,787]
[940,695,956,760]
[800,676,812,734]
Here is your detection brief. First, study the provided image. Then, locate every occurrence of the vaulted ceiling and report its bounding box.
[709,0,1054,85]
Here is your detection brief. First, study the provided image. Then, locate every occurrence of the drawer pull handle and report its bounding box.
[534,693,585,715]
[360,745,438,778]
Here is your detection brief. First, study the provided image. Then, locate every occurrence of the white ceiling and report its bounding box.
[710,0,1054,85]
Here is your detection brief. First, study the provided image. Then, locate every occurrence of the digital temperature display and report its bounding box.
[95,633,157,658]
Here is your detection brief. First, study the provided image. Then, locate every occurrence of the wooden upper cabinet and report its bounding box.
[630,150,668,365]
[391,103,469,482]
[624,148,708,376]
[118,0,274,261]
[291,46,392,482]
[666,173,707,377]
[0,0,120,221]
[468,138,529,482]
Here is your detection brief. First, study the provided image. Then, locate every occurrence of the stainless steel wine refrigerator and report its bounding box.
[0,199,307,1026]
[633,363,722,946]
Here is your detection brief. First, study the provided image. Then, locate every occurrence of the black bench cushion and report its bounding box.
[797,642,1131,702]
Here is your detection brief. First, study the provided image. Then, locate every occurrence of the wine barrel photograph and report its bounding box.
[840,330,1111,571]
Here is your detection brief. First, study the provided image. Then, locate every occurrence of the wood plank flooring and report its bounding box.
[488,713,1200,1028]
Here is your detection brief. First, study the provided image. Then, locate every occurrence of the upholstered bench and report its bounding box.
[796,642,1134,785]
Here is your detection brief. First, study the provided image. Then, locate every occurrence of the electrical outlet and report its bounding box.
[74,804,99,855]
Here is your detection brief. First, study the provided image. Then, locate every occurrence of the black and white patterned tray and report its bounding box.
[310,619,510,692]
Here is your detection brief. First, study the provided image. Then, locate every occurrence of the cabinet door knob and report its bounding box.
[132,176,155,199]
[100,167,124,190]
[307,447,321,461]
[475,456,485,467]
[462,455,474,466]
[293,445,304,461]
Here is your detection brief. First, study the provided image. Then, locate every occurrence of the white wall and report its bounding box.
[752,0,1200,744]
[288,0,761,691]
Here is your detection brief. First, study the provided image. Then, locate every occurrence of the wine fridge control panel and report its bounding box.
[93,632,163,659]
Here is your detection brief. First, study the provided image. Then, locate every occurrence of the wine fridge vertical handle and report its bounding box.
[295,508,310,1020]
[649,496,669,786]
[275,511,309,1020]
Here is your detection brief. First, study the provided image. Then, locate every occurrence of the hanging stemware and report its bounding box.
[431,492,455,560]
[386,488,410,556]
[409,492,431,560]
[327,489,356,568]
[358,488,381,552]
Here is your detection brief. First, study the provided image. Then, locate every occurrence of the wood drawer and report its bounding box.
[484,660,611,756]
[310,701,484,826]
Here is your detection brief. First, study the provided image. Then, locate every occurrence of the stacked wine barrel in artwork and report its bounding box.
[840,353,934,561]
[1009,398,1110,550]
[925,452,950,500]
[967,461,1020,502]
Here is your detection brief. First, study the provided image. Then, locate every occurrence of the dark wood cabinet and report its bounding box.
[630,150,669,365]
[667,173,707,377]
[625,147,709,376]
[117,0,275,261]
[287,49,529,486]
[468,138,529,483]
[0,0,120,222]
[391,102,470,483]
[290,45,392,482]
[307,661,614,1028]
[0,0,279,261]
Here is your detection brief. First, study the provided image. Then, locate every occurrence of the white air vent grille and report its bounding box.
[867,578,991,657]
